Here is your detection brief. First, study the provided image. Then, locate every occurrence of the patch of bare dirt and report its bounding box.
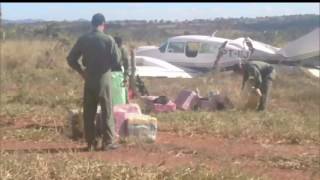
[1,129,319,180]
[0,115,64,129]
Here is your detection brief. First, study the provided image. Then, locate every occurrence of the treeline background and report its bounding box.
[2,14,319,47]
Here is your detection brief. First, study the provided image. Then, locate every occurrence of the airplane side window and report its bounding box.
[167,42,185,53]
[199,43,218,54]
[185,42,200,58]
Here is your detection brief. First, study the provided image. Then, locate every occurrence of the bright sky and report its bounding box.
[2,3,320,21]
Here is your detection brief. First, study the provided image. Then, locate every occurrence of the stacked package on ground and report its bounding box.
[241,79,261,110]
[126,114,157,142]
[113,103,142,138]
[198,95,234,111]
[197,91,234,111]
[198,98,216,111]
[112,103,157,142]
[174,90,200,111]
[142,96,176,113]
[244,89,260,110]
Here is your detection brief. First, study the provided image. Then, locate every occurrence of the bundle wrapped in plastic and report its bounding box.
[127,114,157,143]
[241,79,261,110]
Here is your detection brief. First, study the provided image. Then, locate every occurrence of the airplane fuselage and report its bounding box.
[135,35,281,70]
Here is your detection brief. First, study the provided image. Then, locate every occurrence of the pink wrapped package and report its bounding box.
[174,90,200,111]
[113,103,142,114]
[113,104,142,137]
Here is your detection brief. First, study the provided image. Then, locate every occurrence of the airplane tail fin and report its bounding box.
[277,28,320,61]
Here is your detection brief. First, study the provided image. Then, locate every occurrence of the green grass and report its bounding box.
[0,152,266,180]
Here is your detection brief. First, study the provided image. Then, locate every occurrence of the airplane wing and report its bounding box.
[132,56,201,78]
[301,67,320,78]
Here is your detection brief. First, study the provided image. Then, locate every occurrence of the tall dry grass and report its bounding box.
[1,40,83,119]
[0,152,263,180]
[140,63,320,144]
[1,40,319,144]
[0,39,319,180]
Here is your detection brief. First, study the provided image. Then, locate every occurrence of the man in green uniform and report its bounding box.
[114,36,130,103]
[67,13,121,151]
[233,60,276,111]
[114,37,129,83]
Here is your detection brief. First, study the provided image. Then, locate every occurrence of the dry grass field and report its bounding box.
[1,40,319,179]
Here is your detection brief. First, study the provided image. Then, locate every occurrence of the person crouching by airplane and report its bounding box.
[243,37,255,57]
[233,60,276,111]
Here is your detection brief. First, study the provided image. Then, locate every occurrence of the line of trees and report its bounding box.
[2,14,319,46]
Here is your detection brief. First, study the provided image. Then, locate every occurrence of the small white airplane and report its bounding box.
[134,28,320,78]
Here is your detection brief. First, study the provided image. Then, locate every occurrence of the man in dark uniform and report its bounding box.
[67,13,121,151]
[234,60,276,111]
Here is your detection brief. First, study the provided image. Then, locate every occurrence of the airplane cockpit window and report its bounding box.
[185,42,200,57]
[199,43,218,54]
[167,42,185,53]
[159,42,168,53]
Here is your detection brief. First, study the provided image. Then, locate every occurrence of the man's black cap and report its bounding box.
[91,13,106,27]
